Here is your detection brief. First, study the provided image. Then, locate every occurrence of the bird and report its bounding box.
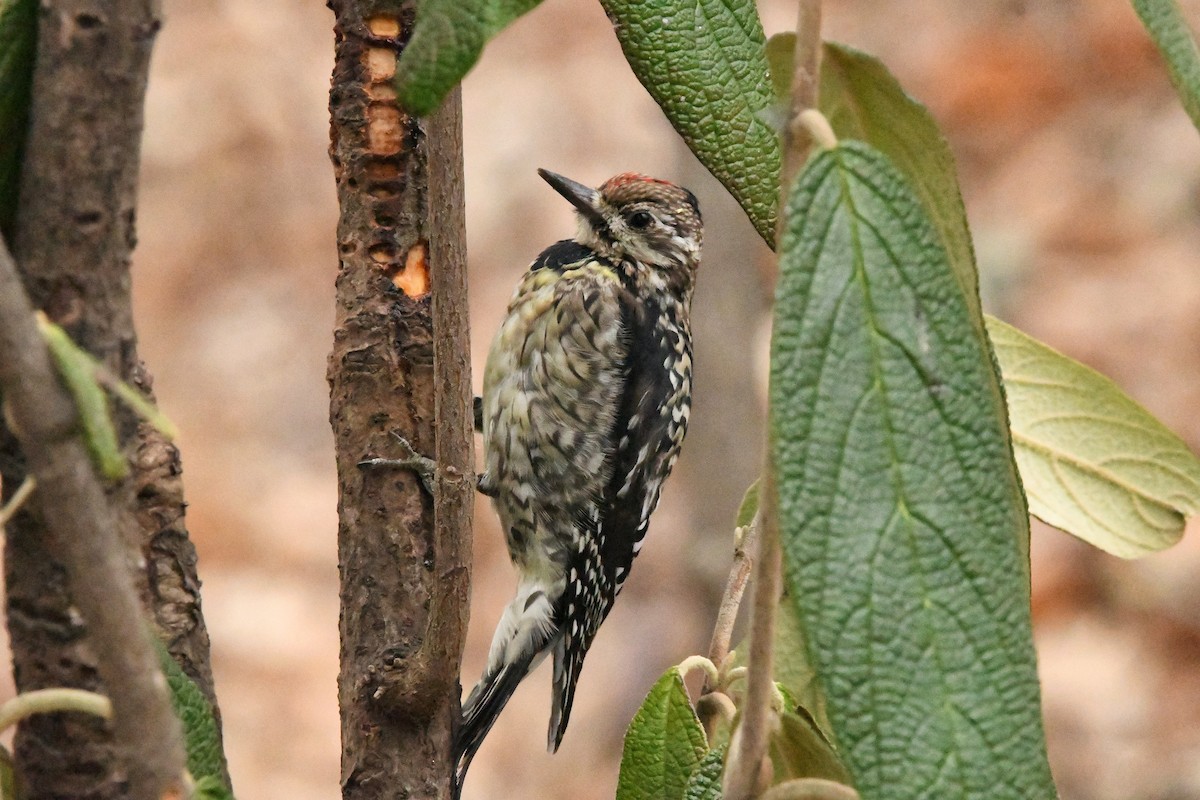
[453,168,702,795]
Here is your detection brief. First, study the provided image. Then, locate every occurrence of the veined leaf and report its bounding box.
[395,0,545,115]
[988,316,1200,557]
[192,776,234,800]
[817,41,984,328]
[618,666,708,800]
[157,643,229,791]
[682,744,725,800]
[1132,0,1200,134]
[770,141,1055,798]
[601,0,780,243]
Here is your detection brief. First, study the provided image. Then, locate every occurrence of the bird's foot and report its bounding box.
[358,432,437,496]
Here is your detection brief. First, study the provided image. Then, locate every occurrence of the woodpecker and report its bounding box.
[454,169,702,792]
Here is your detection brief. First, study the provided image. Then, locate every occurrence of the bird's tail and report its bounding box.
[453,585,559,796]
[454,657,534,795]
[547,634,583,752]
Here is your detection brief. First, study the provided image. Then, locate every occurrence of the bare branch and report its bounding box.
[0,235,185,798]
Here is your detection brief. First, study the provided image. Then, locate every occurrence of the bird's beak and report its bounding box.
[538,169,607,230]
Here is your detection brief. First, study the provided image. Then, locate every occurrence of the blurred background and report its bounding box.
[9,0,1200,797]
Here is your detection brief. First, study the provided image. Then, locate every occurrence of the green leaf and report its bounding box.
[102,370,178,440]
[0,745,18,800]
[769,711,852,786]
[192,776,234,800]
[735,479,760,529]
[37,316,127,480]
[1132,0,1200,133]
[618,667,708,800]
[770,597,828,734]
[818,41,984,329]
[682,744,726,800]
[988,316,1200,557]
[600,0,780,243]
[770,141,1055,798]
[157,643,229,790]
[814,42,1032,563]
[395,0,544,115]
[0,0,35,241]
[764,32,796,105]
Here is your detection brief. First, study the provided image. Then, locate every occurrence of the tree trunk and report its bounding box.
[327,2,473,798]
[0,0,222,795]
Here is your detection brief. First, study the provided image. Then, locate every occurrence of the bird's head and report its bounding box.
[538,169,702,288]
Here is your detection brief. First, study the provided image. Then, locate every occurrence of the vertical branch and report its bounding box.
[1,0,222,795]
[783,1,824,181]
[327,2,471,798]
[0,233,185,798]
[429,88,475,683]
[725,2,823,798]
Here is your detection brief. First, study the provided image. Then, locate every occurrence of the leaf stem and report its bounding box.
[0,688,112,733]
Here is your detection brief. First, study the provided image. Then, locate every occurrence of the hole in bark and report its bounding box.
[369,242,397,265]
[75,12,103,29]
[374,212,396,227]
[45,280,85,326]
[347,177,358,189]
[393,241,430,297]
[338,241,357,256]
[368,184,397,200]
[74,209,103,228]
[366,14,400,37]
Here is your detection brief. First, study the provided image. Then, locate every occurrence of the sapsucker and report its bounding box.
[454,169,702,792]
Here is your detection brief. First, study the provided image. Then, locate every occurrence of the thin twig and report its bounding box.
[704,515,760,691]
[0,689,113,733]
[0,476,36,527]
[0,235,185,799]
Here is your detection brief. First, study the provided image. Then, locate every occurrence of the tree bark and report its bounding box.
[327,2,472,798]
[0,0,224,795]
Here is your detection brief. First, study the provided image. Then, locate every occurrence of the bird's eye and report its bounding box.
[627,211,654,229]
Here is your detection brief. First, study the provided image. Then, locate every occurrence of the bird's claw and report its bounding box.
[358,432,437,496]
